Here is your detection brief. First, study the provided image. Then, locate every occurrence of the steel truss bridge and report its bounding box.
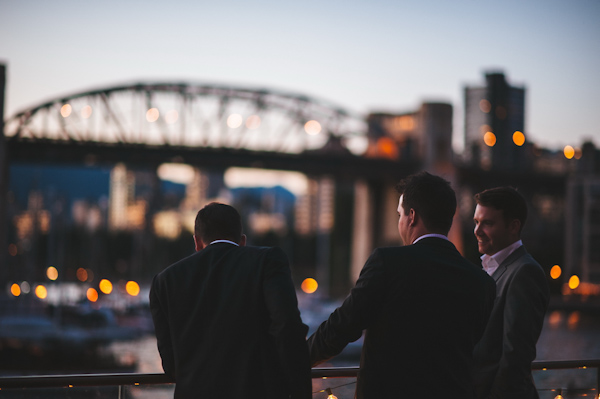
[3,81,417,178]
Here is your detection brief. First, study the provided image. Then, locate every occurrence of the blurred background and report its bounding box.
[0,0,598,395]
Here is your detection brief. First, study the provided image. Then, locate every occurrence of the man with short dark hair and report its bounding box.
[150,202,311,399]
[472,187,549,399]
[308,171,496,398]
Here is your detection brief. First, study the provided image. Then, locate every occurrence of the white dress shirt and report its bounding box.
[480,239,523,276]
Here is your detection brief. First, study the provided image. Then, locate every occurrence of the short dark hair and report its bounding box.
[194,202,243,244]
[474,187,527,233]
[396,171,456,235]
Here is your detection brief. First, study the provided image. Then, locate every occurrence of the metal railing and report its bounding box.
[0,360,598,398]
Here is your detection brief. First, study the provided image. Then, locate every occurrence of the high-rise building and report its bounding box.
[366,102,453,169]
[108,163,134,231]
[464,72,530,170]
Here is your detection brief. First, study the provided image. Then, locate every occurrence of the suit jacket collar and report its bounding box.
[491,245,528,281]
[413,236,457,250]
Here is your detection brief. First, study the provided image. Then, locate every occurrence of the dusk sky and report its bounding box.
[1,0,599,153]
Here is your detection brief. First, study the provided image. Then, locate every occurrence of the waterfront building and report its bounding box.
[464,71,531,171]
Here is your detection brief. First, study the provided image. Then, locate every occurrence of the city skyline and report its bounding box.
[1,0,598,153]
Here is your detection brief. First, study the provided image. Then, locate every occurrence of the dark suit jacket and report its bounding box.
[472,245,549,399]
[307,237,496,399]
[149,243,311,399]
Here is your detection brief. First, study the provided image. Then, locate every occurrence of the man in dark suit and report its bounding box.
[472,187,549,399]
[307,171,496,398]
[149,202,311,399]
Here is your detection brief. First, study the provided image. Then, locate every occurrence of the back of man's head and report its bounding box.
[396,171,456,235]
[474,187,527,233]
[194,202,243,244]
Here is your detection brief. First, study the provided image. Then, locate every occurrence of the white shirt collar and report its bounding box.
[480,239,522,275]
[209,239,239,246]
[412,234,449,244]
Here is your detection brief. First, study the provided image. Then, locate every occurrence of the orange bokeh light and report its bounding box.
[484,132,496,147]
[99,279,113,294]
[568,275,580,290]
[77,268,88,282]
[35,285,48,299]
[126,281,140,296]
[513,131,525,146]
[87,288,99,302]
[564,145,575,159]
[301,278,318,294]
[10,283,21,297]
[550,265,562,280]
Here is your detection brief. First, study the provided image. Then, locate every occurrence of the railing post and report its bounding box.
[597,365,599,399]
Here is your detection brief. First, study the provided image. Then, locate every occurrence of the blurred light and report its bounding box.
[513,131,525,146]
[484,132,496,147]
[60,104,72,118]
[10,283,21,297]
[76,267,88,282]
[479,124,491,135]
[126,281,140,296]
[157,163,196,185]
[567,311,580,330]
[301,278,318,294]
[8,243,17,256]
[99,279,113,294]
[87,288,99,302]
[479,99,491,113]
[146,108,160,123]
[227,113,243,128]
[548,311,561,328]
[165,109,179,124]
[46,266,59,281]
[376,137,398,159]
[568,275,580,290]
[87,268,95,282]
[574,147,582,160]
[20,281,31,294]
[304,120,322,135]
[245,115,261,130]
[550,265,562,280]
[564,145,575,159]
[81,105,92,119]
[35,285,47,299]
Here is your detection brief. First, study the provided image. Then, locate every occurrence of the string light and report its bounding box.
[313,381,355,398]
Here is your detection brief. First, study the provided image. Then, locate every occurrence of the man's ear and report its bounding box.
[239,234,247,247]
[509,219,521,236]
[409,208,417,227]
[193,235,205,252]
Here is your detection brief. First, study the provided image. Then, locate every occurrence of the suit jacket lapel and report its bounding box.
[491,245,527,281]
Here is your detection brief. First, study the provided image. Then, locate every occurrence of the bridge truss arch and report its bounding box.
[4,82,368,155]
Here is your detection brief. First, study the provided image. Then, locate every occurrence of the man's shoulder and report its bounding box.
[506,246,543,272]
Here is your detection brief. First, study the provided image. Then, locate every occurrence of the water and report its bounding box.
[112,307,600,399]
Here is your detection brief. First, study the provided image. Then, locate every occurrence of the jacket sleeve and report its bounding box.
[307,248,387,366]
[262,247,312,399]
[490,261,549,398]
[149,275,176,378]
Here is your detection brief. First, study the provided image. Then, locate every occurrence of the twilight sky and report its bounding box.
[1,0,598,153]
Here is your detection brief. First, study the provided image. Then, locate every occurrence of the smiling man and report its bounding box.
[472,187,549,399]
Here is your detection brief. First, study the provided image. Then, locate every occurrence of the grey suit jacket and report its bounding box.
[472,245,549,399]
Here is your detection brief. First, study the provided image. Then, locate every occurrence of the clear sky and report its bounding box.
[1,0,599,153]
